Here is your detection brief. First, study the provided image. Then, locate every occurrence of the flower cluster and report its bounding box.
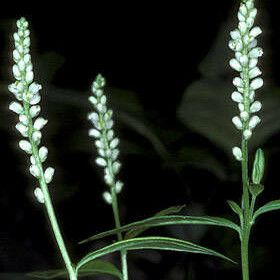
[229,0,263,161]
[8,17,54,203]
[88,74,123,204]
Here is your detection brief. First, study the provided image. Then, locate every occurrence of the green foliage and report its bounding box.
[253,200,280,221]
[27,260,122,279]
[77,236,235,272]
[80,215,240,245]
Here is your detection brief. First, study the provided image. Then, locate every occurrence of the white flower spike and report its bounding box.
[8,17,55,201]
[88,74,124,203]
[229,0,263,161]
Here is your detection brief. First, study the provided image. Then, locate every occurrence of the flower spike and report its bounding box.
[229,0,263,160]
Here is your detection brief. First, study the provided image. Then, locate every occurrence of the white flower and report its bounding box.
[250,26,262,38]
[229,59,242,71]
[243,129,252,140]
[39,146,48,162]
[29,105,41,117]
[89,129,101,138]
[96,157,107,167]
[102,191,112,204]
[9,102,23,114]
[19,140,32,154]
[238,103,245,112]
[232,116,243,130]
[250,101,262,113]
[34,188,45,204]
[12,65,21,79]
[230,30,241,40]
[25,70,34,84]
[19,114,28,125]
[249,115,261,129]
[115,181,123,193]
[44,167,55,184]
[231,91,243,103]
[29,94,41,105]
[249,67,262,79]
[30,164,40,178]
[233,77,244,87]
[112,161,121,173]
[29,82,42,95]
[16,122,28,137]
[240,111,249,121]
[249,58,258,69]
[110,138,119,149]
[32,131,42,144]
[89,96,97,105]
[239,55,249,66]
[232,147,243,161]
[249,47,263,58]
[34,117,48,130]
[250,78,263,90]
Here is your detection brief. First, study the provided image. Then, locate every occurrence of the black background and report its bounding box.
[0,1,280,279]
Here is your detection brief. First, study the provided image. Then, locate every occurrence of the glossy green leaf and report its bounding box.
[125,205,185,239]
[77,236,235,271]
[227,200,242,217]
[27,260,122,279]
[79,215,240,245]
[253,199,280,221]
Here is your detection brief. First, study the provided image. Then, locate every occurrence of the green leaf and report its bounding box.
[227,200,242,217]
[79,215,240,245]
[252,148,265,185]
[125,205,185,239]
[77,236,235,271]
[253,199,280,221]
[27,260,122,279]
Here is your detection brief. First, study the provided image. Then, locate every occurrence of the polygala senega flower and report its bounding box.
[8,17,54,203]
[229,0,263,161]
[88,74,123,204]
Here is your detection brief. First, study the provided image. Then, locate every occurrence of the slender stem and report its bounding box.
[23,101,77,280]
[241,228,250,280]
[241,139,251,280]
[111,188,128,280]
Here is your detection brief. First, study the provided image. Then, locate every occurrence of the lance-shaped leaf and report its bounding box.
[27,260,122,279]
[77,236,235,272]
[253,199,280,221]
[79,215,240,244]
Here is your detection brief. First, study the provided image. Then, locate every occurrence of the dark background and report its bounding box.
[0,0,280,279]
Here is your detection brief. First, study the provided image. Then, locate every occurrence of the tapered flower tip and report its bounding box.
[16,17,28,29]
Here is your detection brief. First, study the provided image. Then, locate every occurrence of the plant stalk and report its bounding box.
[241,139,251,280]
[111,188,128,280]
[24,101,77,280]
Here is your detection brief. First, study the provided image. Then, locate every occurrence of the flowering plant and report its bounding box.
[6,1,280,279]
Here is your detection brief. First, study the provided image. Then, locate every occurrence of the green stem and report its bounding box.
[23,101,77,280]
[241,228,250,280]
[241,139,251,280]
[111,188,128,280]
